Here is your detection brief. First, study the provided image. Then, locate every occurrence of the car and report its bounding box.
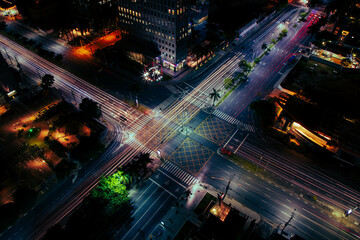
[221,148,232,156]
[153,225,164,238]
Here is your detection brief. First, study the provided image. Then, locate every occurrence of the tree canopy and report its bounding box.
[89,171,130,216]
[224,78,234,89]
[41,74,55,90]
[250,100,276,128]
[238,59,252,74]
[79,98,101,119]
[209,88,221,106]
[122,152,153,183]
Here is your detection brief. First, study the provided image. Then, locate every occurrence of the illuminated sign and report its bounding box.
[7,90,16,97]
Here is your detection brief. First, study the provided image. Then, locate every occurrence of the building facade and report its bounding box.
[117,0,191,74]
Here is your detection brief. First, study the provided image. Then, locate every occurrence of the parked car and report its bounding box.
[221,148,232,156]
[153,225,164,238]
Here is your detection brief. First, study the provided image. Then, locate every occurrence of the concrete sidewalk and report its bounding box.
[149,182,276,239]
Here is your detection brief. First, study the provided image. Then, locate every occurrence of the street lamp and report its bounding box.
[345,204,359,217]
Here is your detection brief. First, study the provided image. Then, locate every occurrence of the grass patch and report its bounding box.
[229,154,258,172]
[193,192,216,215]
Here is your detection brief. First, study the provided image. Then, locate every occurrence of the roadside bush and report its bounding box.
[250,100,276,128]
[54,54,63,62]
[71,136,104,163]
[54,159,77,179]
[0,21,6,30]
[13,188,38,212]
[44,137,67,158]
[0,203,18,232]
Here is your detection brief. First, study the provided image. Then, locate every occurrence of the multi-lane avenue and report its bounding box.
[1,4,359,240]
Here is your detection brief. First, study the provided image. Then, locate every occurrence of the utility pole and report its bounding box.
[218,174,234,205]
[255,155,263,171]
[14,56,22,72]
[281,209,296,234]
[2,46,12,64]
[36,68,42,80]
[71,90,77,105]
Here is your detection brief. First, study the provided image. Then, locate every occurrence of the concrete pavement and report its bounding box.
[151,181,277,240]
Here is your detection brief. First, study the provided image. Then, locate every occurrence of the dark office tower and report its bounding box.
[118,0,191,74]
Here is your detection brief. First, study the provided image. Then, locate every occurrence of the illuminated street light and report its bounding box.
[345,204,359,217]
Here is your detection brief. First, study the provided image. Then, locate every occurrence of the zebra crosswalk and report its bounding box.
[160,160,199,186]
[212,109,256,132]
[0,138,24,159]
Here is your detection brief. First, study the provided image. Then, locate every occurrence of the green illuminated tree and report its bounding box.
[89,171,130,216]
[209,88,221,106]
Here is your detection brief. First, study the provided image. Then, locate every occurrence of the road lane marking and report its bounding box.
[157,169,187,189]
[133,195,172,240]
[149,178,178,198]
[121,191,166,240]
[235,133,249,154]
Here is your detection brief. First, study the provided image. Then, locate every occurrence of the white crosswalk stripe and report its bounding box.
[161,160,199,186]
[212,109,256,132]
[0,138,24,159]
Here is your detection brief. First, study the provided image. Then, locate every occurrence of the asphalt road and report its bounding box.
[1,4,358,240]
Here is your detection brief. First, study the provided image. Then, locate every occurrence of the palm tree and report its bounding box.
[115,170,131,186]
[133,152,153,175]
[122,162,139,184]
[209,88,221,106]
